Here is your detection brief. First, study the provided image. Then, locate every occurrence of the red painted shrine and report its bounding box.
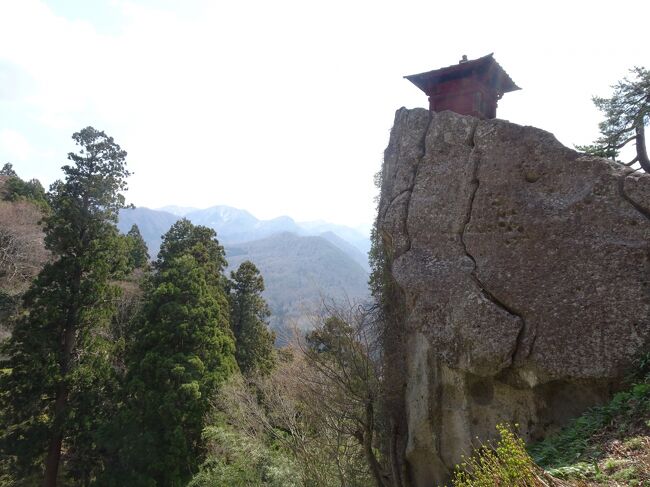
[404,54,520,119]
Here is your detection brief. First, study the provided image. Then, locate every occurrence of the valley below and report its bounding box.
[118,205,371,340]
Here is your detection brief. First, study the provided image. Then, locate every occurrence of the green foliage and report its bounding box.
[0,163,17,177]
[579,66,650,172]
[189,426,299,487]
[450,424,542,487]
[574,143,619,159]
[226,232,369,339]
[1,163,48,209]
[212,355,376,487]
[0,290,16,321]
[369,169,408,485]
[4,177,47,204]
[110,220,237,486]
[529,382,650,471]
[125,223,150,269]
[527,357,650,484]
[0,127,130,484]
[230,260,276,376]
[156,218,226,278]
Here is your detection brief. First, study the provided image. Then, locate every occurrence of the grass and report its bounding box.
[448,356,650,486]
[527,362,650,486]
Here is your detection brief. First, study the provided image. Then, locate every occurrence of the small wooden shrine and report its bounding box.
[404,54,520,119]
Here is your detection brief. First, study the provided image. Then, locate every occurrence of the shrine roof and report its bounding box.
[404,54,520,94]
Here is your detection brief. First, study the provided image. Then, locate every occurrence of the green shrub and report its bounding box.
[450,424,545,487]
[188,426,300,487]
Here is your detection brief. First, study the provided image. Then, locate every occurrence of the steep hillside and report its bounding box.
[225,232,369,340]
[118,206,372,338]
[299,220,371,254]
[319,231,369,271]
[530,371,650,485]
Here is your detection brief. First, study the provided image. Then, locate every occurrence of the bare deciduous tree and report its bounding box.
[0,201,47,290]
[299,303,389,487]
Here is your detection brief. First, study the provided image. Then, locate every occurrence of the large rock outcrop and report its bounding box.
[377,108,650,486]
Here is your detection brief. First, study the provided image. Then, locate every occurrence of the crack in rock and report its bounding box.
[619,172,650,221]
[399,116,433,258]
[382,188,413,221]
[458,120,533,366]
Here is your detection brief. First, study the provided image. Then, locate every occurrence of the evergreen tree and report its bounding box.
[112,219,237,486]
[0,127,130,486]
[0,162,17,177]
[155,218,227,280]
[0,163,47,206]
[577,66,650,172]
[125,224,149,269]
[229,261,276,376]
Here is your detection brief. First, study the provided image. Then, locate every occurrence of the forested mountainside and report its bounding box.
[226,232,369,338]
[0,143,382,487]
[118,207,370,338]
[116,207,179,256]
[0,173,371,346]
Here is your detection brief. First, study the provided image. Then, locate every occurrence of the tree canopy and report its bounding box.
[578,66,650,173]
[0,163,17,177]
[0,127,130,486]
[0,163,47,206]
[229,260,276,376]
[125,223,150,269]
[112,219,237,486]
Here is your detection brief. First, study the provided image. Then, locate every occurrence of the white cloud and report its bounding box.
[0,0,648,226]
[0,129,34,161]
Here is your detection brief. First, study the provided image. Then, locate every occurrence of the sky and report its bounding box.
[0,0,649,231]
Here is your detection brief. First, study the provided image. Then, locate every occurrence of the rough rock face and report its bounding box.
[377,108,650,486]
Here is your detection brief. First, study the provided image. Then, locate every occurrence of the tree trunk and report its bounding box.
[42,418,64,487]
[43,371,70,486]
[362,402,388,487]
[43,322,76,487]
[43,269,80,487]
[635,123,650,173]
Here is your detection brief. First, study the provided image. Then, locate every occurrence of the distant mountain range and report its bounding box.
[118,205,372,340]
[119,205,371,268]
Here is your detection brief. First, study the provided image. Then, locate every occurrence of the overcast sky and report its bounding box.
[1,0,648,230]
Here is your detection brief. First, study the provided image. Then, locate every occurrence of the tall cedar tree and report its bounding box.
[125,224,149,269]
[111,219,237,486]
[577,66,650,172]
[229,261,276,375]
[0,128,130,486]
